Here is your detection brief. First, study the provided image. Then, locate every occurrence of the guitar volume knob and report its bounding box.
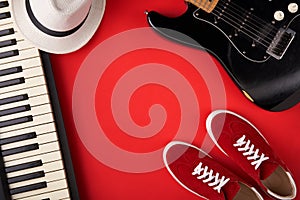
[274,11,284,21]
[288,3,298,13]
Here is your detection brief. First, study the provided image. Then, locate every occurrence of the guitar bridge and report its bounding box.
[267,28,296,60]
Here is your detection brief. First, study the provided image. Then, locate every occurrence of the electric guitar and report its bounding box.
[147,0,300,111]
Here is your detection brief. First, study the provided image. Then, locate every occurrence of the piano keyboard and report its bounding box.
[0,1,79,200]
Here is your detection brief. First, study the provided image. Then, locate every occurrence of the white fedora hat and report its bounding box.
[12,0,106,54]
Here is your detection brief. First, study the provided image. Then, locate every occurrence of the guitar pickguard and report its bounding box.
[192,9,269,62]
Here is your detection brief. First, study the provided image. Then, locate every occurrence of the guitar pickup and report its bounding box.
[267,28,296,60]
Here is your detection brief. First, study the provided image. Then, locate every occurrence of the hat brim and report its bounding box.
[11,0,106,54]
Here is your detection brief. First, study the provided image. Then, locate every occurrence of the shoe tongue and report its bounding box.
[260,161,279,180]
[222,181,241,200]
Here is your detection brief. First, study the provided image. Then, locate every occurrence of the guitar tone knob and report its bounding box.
[288,3,298,13]
[274,11,284,21]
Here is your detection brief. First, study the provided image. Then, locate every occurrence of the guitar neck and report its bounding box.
[185,0,219,13]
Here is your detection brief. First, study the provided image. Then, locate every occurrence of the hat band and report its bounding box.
[25,0,88,37]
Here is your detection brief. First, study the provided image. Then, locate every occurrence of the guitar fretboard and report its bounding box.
[185,0,219,13]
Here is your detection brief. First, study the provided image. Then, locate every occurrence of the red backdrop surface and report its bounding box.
[50,0,300,199]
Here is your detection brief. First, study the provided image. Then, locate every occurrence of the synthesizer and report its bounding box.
[0,1,79,199]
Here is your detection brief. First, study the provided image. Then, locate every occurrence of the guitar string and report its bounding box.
[211,7,289,53]
[196,0,283,46]
[208,8,271,48]
[197,0,277,35]
[193,1,272,48]
[216,0,278,42]
[214,1,289,51]
[222,1,294,52]
[215,2,287,51]
[213,7,273,46]
[218,0,278,36]
[192,0,287,52]
[210,3,289,51]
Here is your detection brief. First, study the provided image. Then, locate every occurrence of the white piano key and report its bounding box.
[0,21,13,32]
[0,75,46,94]
[10,169,67,189]
[22,93,50,106]
[0,6,11,13]
[16,40,35,51]
[0,22,33,43]
[4,140,60,162]
[0,112,54,133]
[0,122,56,140]
[14,28,27,38]
[0,84,48,102]
[11,179,68,199]
[0,94,50,111]
[0,103,52,122]
[0,20,11,30]
[0,38,34,54]
[0,4,10,10]
[16,188,70,200]
[5,150,62,168]
[7,161,64,184]
[0,66,44,82]
[0,47,40,65]
[1,131,58,151]
[7,159,64,179]
[0,56,41,71]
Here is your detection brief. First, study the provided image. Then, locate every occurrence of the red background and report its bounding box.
[50,0,300,199]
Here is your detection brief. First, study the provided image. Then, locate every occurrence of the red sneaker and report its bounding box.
[163,141,263,200]
[206,110,297,199]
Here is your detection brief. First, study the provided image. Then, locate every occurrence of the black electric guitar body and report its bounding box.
[147,0,300,111]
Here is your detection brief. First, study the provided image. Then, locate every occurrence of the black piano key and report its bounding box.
[5,160,42,173]
[0,50,19,59]
[0,12,10,20]
[42,198,50,200]
[10,181,47,195]
[0,1,9,8]
[0,77,24,88]
[8,171,45,184]
[0,66,22,76]
[0,94,29,106]
[0,28,14,37]
[0,105,31,117]
[0,116,33,128]
[0,39,16,48]
[0,132,36,145]
[2,143,39,157]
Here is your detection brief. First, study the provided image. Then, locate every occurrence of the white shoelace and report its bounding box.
[234,135,269,170]
[192,162,230,193]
